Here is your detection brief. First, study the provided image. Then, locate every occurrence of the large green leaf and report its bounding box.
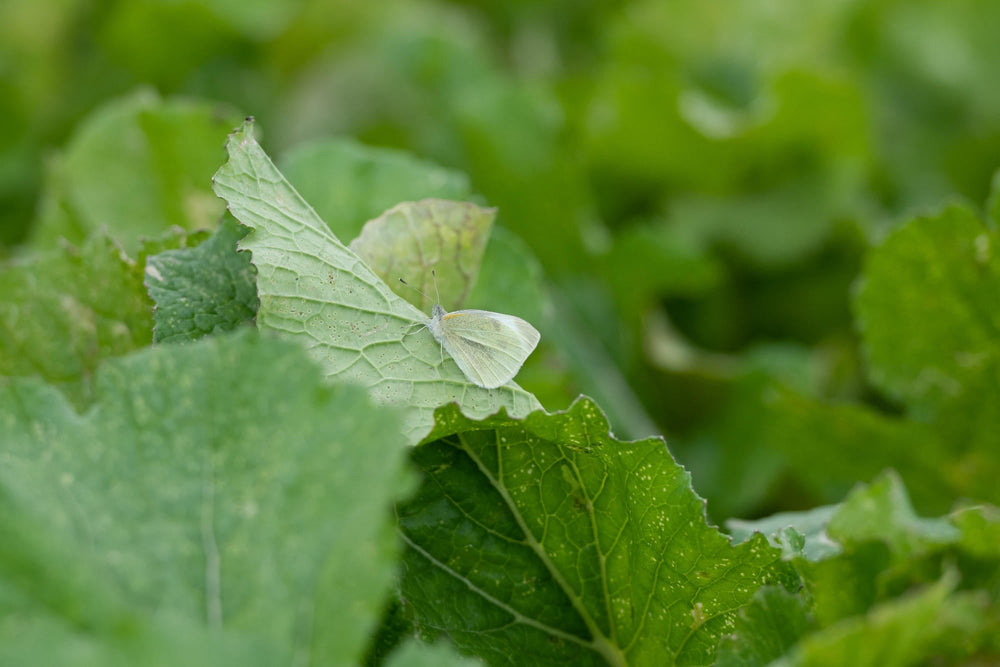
[398,399,781,666]
[212,119,541,444]
[0,330,411,664]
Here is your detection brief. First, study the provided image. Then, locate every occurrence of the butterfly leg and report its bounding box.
[401,322,427,340]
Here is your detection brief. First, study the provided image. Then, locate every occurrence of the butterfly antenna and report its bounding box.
[398,278,431,339]
[399,277,434,303]
[431,269,442,305]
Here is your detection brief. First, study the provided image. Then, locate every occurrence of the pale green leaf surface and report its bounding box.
[0,234,153,409]
[32,89,241,254]
[731,472,961,567]
[397,398,781,666]
[728,505,841,562]
[836,196,1000,507]
[853,202,1000,506]
[280,137,472,244]
[0,330,410,664]
[145,216,258,344]
[771,474,990,636]
[787,479,963,628]
[826,471,961,557]
[211,120,540,443]
[350,199,495,311]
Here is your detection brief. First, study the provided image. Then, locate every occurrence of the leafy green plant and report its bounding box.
[3,110,997,665]
[4,2,1000,662]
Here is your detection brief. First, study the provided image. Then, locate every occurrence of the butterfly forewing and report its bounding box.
[431,309,540,388]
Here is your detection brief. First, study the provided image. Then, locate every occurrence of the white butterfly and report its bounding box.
[401,276,540,389]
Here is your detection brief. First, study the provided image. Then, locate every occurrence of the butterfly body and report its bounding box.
[426,304,540,389]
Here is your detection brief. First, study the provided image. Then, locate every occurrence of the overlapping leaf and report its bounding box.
[351,199,495,311]
[211,120,540,443]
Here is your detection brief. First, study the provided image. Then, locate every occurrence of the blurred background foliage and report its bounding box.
[3,0,999,522]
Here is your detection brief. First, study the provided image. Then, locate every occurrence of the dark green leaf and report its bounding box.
[398,399,781,666]
[145,216,258,343]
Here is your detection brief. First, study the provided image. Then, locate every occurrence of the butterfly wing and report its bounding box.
[433,309,540,388]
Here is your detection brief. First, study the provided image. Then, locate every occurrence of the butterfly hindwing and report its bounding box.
[430,309,540,388]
